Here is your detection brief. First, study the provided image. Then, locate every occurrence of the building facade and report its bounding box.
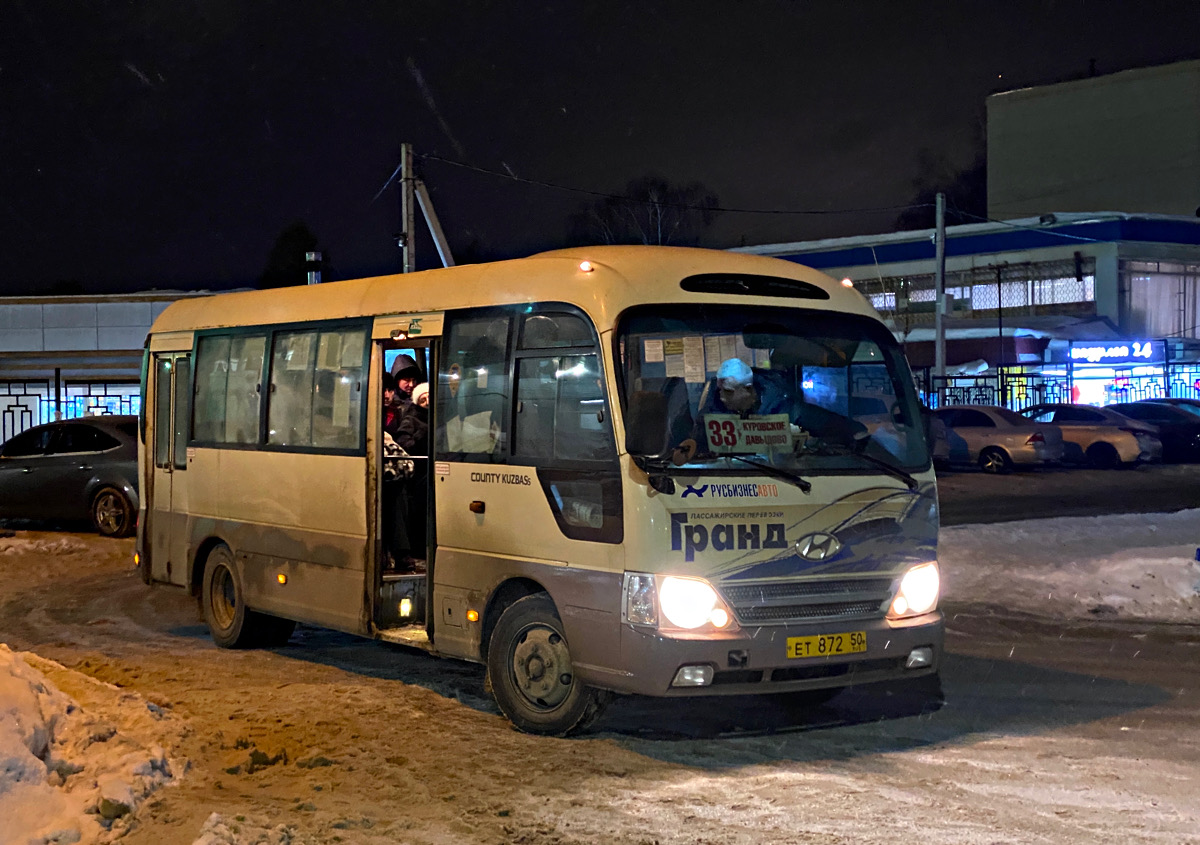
[988,59,1200,220]
[736,213,1200,408]
[0,292,207,441]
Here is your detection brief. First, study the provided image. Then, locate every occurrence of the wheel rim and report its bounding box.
[93,492,125,534]
[508,623,574,711]
[981,451,1003,472]
[209,563,237,631]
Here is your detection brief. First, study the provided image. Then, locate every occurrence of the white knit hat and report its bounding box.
[716,357,753,386]
[412,382,430,404]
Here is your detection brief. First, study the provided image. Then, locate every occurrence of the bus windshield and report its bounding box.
[618,304,929,473]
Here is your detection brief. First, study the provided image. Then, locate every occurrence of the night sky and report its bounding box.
[3,1,1199,295]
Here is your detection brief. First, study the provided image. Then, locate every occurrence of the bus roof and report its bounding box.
[147,245,879,335]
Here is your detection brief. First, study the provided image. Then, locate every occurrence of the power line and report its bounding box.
[948,208,1106,243]
[407,152,933,217]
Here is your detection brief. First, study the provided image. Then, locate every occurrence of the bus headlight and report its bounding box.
[888,562,940,618]
[622,573,737,633]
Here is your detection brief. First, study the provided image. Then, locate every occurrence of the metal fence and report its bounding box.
[917,367,1070,411]
[0,380,141,443]
[915,363,1200,411]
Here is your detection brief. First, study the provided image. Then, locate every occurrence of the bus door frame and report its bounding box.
[148,336,193,586]
[371,313,443,628]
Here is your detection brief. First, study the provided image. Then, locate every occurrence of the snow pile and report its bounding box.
[191,813,295,845]
[0,535,91,557]
[940,508,1200,622]
[0,645,174,845]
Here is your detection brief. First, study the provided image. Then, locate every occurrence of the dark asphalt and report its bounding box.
[936,462,1200,526]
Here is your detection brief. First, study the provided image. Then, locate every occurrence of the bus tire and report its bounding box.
[201,543,266,649]
[486,593,609,736]
[90,486,134,537]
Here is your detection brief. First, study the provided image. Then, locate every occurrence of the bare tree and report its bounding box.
[259,221,331,288]
[570,175,720,246]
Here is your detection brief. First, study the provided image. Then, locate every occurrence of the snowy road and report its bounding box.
[1,503,1198,844]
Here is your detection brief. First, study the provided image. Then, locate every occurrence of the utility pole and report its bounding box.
[399,144,416,274]
[934,192,947,384]
[396,143,455,273]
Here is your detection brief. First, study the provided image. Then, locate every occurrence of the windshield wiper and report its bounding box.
[820,441,919,490]
[726,455,812,494]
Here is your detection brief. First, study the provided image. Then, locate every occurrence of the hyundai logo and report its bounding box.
[795,532,842,561]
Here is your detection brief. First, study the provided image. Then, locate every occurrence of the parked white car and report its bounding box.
[1019,403,1161,468]
[933,404,1065,473]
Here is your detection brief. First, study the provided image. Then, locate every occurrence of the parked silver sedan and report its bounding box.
[1019,403,1161,468]
[0,415,139,536]
[933,404,1065,473]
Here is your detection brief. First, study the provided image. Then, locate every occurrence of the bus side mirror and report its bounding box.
[625,391,670,457]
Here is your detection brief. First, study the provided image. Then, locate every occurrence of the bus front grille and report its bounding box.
[720,578,894,625]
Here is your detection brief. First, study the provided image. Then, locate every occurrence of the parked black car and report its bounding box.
[1105,402,1200,463]
[0,415,139,536]
[1144,397,1200,413]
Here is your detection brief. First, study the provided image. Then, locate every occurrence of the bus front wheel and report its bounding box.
[202,543,275,648]
[486,593,609,736]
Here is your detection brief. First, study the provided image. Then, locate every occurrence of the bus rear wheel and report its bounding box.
[201,543,288,648]
[486,593,609,736]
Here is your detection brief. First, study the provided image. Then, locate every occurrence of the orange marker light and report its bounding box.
[841,278,854,288]
[276,573,287,585]
[579,261,594,273]
[466,609,479,622]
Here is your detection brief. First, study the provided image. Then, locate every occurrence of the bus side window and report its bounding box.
[267,327,365,450]
[194,335,233,443]
[171,356,190,469]
[195,332,271,446]
[514,354,614,462]
[438,314,511,461]
[512,310,621,543]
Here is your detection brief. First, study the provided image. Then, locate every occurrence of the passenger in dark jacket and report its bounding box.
[394,382,430,570]
[382,371,403,438]
[396,382,430,456]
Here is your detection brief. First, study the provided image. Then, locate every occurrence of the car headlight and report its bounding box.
[888,562,940,618]
[622,573,737,633]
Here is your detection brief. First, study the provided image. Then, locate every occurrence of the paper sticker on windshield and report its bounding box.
[703,413,793,453]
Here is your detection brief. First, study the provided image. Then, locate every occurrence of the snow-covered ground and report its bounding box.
[1,510,1199,844]
[940,508,1200,623]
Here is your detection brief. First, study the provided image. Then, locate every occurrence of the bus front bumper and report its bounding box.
[585,611,943,698]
